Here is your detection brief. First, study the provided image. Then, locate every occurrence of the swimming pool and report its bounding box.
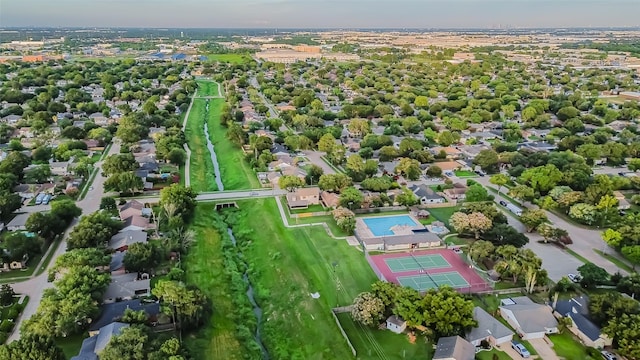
[362,215,421,237]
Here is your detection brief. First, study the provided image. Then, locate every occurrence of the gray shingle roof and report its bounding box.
[466,307,514,343]
[433,336,475,360]
[555,296,601,341]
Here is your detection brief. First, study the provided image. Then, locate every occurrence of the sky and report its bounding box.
[2,0,639,29]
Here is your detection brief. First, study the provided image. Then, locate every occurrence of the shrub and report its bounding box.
[0,320,14,333]
[0,332,7,345]
[6,307,19,320]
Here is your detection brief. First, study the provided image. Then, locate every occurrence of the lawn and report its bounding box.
[289,204,328,214]
[548,332,595,360]
[444,235,473,246]
[184,98,218,192]
[336,312,432,359]
[196,80,220,97]
[454,170,476,177]
[206,53,253,64]
[57,332,87,360]
[228,198,379,358]
[476,348,512,360]
[594,249,635,273]
[426,206,461,228]
[278,197,348,237]
[184,205,244,359]
[0,251,44,281]
[205,98,260,190]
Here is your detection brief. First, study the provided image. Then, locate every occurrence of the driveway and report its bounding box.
[497,342,534,359]
[8,140,121,342]
[528,337,559,360]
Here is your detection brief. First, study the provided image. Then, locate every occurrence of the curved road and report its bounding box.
[8,141,121,343]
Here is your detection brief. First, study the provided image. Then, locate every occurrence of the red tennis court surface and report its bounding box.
[367,249,491,293]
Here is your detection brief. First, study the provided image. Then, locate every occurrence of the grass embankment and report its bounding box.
[184,205,244,359]
[205,99,260,190]
[184,99,217,192]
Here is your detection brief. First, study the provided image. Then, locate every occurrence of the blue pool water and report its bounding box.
[363,215,421,236]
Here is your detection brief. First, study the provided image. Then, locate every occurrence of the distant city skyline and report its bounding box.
[2,0,639,29]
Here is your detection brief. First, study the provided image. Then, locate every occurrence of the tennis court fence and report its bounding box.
[461,253,497,289]
[364,250,388,282]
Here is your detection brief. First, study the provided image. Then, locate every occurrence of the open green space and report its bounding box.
[336,312,432,360]
[289,204,328,214]
[57,333,87,360]
[278,197,348,237]
[185,99,218,192]
[548,332,595,360]
[195,81,220,97]
[426,206,461,228]
[184,205,244,360]
[235,198,377,358]
[206,53,253,64]
[205,98,260,190]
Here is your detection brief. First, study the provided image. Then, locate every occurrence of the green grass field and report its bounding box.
[476,349,512,360]
[196,81,220,97]
[184,99,218,192]
[205,99,260,190]
[184,205,244,359]
[548,332,595,360]
[336,312,432,359]
[454,170,476,177]
[427,206,461,229]
[206,53,253,64]
[233,198,378,358]
[57,332,87,360]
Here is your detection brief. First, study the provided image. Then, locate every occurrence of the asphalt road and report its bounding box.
[8,141,121,343]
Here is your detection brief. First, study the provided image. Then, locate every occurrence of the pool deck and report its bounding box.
[356,214,424,239]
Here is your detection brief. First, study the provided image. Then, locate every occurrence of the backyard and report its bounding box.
[426,206,461,228]
[454,170,476,177]
[548,332,596,360]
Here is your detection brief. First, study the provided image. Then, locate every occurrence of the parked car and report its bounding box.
[499,200,507,206]
[511,341,530,358]
[601,350,617,360]
[568,273,581,283]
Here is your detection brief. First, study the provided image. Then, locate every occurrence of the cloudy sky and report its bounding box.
[2,0,639,28]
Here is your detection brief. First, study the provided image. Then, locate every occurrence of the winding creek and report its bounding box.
[204,100,224,191]
[227,228,269,359]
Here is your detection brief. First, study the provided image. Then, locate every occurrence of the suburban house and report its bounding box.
[443,183,468,201]
[103,273,151,304]
[553,296,612,348]
[49,161,70,176]
[320,191,340,208]
[72,322,129,360]
[108,230,148,251]
[385,315,407,334]
[431,146,461,160]
[286,187,320,209]
[499,296,558,340]
[6,213,30,231]
[121,215,155,232]
[432,335,475,360]
[409,184,445,204]
[466,307,514,346]
[119,200,152,220]
[89,299,160,335]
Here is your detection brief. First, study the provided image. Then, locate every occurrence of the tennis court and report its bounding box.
[384,254,450,273]
[398,272,470,291]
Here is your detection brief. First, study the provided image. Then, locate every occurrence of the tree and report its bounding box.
[603,313,640,360]
[568,203,598,225]
[469,240,494,263]
[1,232,43,261]
[396,186,418,206]
[473,149,499,173]
[351,292,385,326]
[596,194,619,226]
[104,171,144,195]
[102,153,138,176]
[99,325,149,360]
[436,130,460,146]
[489,174,509,193]
[378,146,399,162]
[465,184,490,202]
[577,263,609,289]
[628,158,640,172]
[426,165,442,178]
[345,154,366,181]
[278,175,305,192]
[557,191,583,209]
[483,224,529,247]
[0,334,65,360]
[152,281,207,328]
[0,192,22,219]
[508,185,535,205]
[602,228,623,248]
[0,284,14,307]
[318,174,352,192]
[622,245,640,270]
[394,157,421,180]
[100,197,118,213]
[305,164,324,185]
[167,148,187,165]
[417,287,476,337]
[332,207,356,234]
[317,133,336,152]
[519,209,548,232]
[160,184,197,222]
[339,187,364,210]
[450,212,492,239]
[519,164,563,194]
[347,119,370,137]
[124,243,159,273]
[48,248,110,281]
[67,212,122,249]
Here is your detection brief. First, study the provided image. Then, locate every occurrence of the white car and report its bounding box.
[568,273,581,283]
[601,350,618,360]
